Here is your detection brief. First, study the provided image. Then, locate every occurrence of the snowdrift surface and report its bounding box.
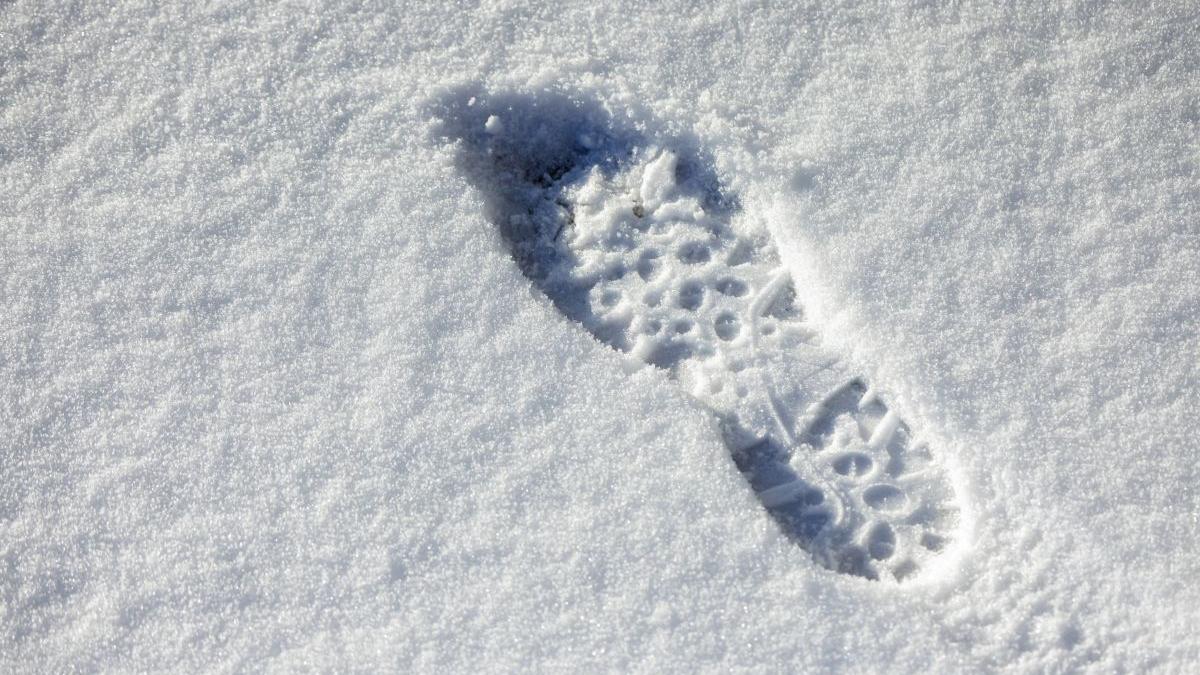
[2,1,1197,671]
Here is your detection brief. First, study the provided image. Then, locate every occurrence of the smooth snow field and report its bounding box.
[2,1,1198,671]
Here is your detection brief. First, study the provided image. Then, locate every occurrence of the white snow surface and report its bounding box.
[2,1,1198,671]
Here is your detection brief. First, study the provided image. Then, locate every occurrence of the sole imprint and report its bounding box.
[432,88,963,582]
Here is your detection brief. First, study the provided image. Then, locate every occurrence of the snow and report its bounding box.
[2,1,1197,671]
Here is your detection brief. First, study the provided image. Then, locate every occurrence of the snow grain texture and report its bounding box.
[1,0,1197,672]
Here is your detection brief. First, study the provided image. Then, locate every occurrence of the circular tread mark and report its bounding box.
[637,251,661,280]
[862,484,908,512]
[715,313,740,341]
[678,281,705,311]
[715,277,748,297]
[677,241,712,264]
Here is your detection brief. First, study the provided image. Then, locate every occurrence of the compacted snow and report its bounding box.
[2,1,1197,671]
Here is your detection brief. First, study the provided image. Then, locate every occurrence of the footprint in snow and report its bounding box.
[431,88,964,583]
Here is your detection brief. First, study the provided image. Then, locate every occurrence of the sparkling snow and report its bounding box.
[1,1,1197,671]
